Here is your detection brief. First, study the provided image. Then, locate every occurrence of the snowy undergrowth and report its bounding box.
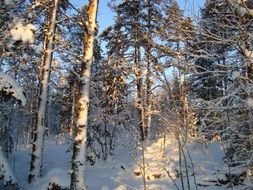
[5,134,251,190]
[131,136,227,189]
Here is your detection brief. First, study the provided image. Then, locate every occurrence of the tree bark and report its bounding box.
[28,0,59,183]
[133,1,145,141]
[136,45,145,141]
[144,0,152,137]
[70,1,99,189]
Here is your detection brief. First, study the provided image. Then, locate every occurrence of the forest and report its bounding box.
[0,0,253,189]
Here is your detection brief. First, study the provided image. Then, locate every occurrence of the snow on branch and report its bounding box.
[0,72,27,106]
[10,22,36,44]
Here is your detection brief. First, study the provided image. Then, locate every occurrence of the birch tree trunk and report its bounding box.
[70,1,99,189]
[28,0,59,183]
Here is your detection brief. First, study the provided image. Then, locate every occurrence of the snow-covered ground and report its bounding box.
[4,134,252,190]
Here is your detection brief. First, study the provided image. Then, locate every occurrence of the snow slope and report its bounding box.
[4,134,252,190]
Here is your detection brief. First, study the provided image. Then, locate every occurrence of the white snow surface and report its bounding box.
[0,72,27,106]
[41,168,69,190]
[0,149,17,185]
[5,133,252,190]
[10,22,36,44]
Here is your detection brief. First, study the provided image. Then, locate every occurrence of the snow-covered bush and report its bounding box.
[0,72,26,106]
[195,74,253,178]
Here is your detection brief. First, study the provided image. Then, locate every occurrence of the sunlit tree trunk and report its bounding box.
[144,0,152,137]
[70,0,99,189]
[135,45,145,141]
[133,1,145,141]
[28,0,59,183]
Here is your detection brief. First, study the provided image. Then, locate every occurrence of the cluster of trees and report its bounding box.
[1,0,253,189]
[191,0,253,184]
[1,0,99,189]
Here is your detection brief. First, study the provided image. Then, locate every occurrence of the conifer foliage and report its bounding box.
[2,0,253,189]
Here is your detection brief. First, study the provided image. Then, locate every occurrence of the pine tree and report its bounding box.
[101,0,147,140]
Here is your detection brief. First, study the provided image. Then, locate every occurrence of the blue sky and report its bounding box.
[71,0,205,32]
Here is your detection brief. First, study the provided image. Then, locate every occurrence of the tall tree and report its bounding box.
[70,0,99,189]
[101,0,146,140]
[28,0,59,183]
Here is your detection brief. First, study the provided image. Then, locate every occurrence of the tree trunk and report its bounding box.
[136,45,145,141]
[70,96,75,137]
[133,1,145,141]
[70,1,99,189]
[28,0,59,183]
[144,0,152,137]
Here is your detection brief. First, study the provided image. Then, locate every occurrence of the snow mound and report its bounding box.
[41,168,70,190]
